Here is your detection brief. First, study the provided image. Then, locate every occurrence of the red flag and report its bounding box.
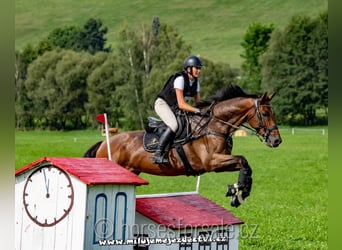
[95,114,106,124]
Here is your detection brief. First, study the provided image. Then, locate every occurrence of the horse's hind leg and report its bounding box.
[226,157,253,207]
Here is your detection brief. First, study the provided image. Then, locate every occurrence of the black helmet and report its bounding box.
[183,55,204,69]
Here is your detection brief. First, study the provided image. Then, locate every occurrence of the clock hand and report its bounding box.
[42,169,50,198]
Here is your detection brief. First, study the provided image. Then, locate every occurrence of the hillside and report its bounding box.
[15,0,327,67]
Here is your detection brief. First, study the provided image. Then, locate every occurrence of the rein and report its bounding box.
[190,98,277,143]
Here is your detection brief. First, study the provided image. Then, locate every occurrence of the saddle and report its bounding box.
[143,112,191,153]
[143,111,200,175]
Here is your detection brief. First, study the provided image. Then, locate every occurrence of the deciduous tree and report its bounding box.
[240,22,274,94]
[261,11,328,125]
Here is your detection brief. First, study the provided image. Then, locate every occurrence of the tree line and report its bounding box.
[15,11,327,130]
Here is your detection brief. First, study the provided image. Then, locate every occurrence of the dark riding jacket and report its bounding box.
[156,71,198,108]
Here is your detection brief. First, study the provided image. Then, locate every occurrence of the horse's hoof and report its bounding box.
[226,184,238,197]
[230,191,246,207]
[230,195,241,207]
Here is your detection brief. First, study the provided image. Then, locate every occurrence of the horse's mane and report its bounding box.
[196,84,258,108]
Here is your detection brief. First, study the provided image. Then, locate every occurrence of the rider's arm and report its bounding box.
[175,88,198,113]
[174,76,200,113]
[194,81,201,103]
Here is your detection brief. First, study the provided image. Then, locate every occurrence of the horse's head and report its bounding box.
[197,84,282,148]
[247,93,282,147]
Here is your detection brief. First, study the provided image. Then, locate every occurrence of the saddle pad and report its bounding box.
[143,132,159,152]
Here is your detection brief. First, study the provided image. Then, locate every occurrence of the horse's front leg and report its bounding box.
[208,154,253,208]
[226,157,253,208]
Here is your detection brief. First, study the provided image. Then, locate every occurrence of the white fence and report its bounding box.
[279,127,327,136]
[236,127,328,136]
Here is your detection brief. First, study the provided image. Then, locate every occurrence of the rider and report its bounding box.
[152,55,209,164]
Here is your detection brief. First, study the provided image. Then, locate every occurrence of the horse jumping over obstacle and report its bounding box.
[84,85,282,207]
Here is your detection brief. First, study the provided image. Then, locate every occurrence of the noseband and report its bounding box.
[253,99,278,142]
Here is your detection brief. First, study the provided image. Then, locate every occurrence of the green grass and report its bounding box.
[15,128,328,249]
[15,130,104,168]
[15,0,327,67]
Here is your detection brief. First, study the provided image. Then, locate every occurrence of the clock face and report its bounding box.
[23,163,74,227]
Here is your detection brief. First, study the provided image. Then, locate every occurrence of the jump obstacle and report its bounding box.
[15,157,244,250]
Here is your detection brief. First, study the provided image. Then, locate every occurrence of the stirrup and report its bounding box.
[152,156,169,164]
[152,152,169,164]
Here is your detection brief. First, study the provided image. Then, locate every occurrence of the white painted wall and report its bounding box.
[15,168,137,250]
[15,172,87,250]
[83,184,136,250]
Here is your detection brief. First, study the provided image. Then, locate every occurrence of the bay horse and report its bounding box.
[84,85,282,207]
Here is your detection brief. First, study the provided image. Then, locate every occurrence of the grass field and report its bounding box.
[15,0,327,67]
[15,128,328,249]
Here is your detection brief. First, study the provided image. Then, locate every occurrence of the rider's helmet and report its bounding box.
[183,55,204,69]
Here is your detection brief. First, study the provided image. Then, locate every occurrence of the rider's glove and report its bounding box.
[200,109,210,117]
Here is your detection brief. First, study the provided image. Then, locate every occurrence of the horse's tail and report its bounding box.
[83,141,103,158]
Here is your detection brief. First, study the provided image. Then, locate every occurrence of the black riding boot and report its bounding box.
[152,127,175,164]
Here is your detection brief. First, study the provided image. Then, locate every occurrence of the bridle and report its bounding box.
[251,99,278,142]
[194,98,278,143]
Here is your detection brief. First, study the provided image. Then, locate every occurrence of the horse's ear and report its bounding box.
[260,92,268,103]
[268,92,276,101]
[260,92,276,103]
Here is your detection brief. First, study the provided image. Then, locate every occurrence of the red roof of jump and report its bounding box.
[136,193,243,229]
[15,157,148,186]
